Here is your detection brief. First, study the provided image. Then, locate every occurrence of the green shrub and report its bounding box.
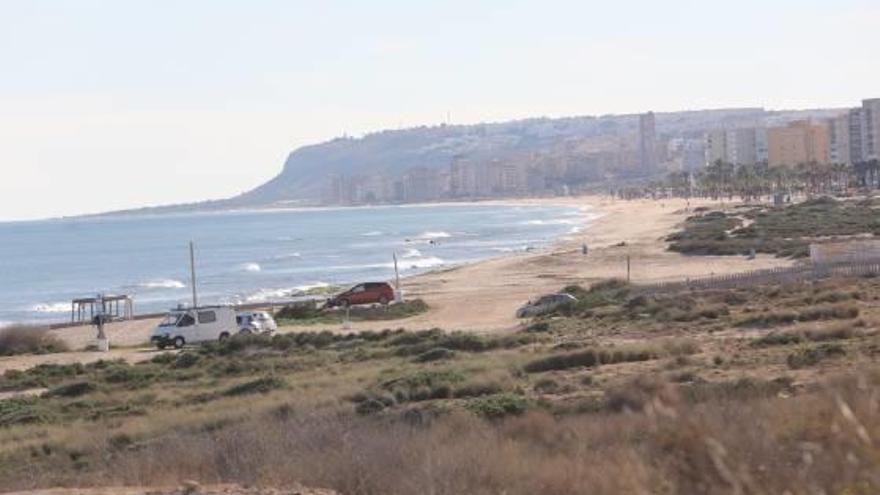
[222,376,285,397]
[524,346,657,373]
[453,381,504,398]
[0,398,53,427]
[414,347,456,362]
[355,398,387,415]
[525,322,550,333]
[787,344,846,369]
[465,393,529,419]
[46,381,96,398]
[381,369,465,403]
[172,352,201,369]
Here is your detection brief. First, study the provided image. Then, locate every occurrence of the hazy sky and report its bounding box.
[1,0,878,221]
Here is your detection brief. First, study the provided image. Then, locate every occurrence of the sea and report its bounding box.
[0,203,591,325]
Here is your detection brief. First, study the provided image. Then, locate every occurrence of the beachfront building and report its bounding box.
[767,120,830,167]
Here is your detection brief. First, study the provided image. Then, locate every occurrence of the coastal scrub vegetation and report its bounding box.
[274,299,429,326]
[0,275,879,493]
[666,196,880,258]
[0,326,69,356]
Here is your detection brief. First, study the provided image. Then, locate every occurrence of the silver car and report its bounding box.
[516,293,578,318]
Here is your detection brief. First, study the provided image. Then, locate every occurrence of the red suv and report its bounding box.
[326,282,395,308]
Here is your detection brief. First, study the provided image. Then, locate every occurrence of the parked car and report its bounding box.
[325,282,395,308]
[516,293,578,318]
[236,311,278,334]
[151,306,238,349]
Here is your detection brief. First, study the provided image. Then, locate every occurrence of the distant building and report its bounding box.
[827,114,851,164]
[864,98,880,161]
[703,127,766,166]
[767,120,830,167]
[849,108,866,164]
[704,130,727,165]
[402,166,442,202]
[638,112,658,172]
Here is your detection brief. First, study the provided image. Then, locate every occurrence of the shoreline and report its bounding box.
[0,195,796,372]
[10,200,586,328]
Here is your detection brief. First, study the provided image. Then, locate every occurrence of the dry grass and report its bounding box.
[7,371,877,495]
[3,275,880,493]
[0,326,69,356]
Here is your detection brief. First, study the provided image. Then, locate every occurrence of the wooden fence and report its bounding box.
[632,258,880,295]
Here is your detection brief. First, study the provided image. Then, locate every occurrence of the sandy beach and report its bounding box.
[0,195,792,372]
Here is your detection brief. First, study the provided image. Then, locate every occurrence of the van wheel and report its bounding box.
[379,296,389,306]
[173,337,185,349]
[218,332,230,342]
[340,299,350,308]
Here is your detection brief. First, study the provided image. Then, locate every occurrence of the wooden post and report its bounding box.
[626,255,631,283]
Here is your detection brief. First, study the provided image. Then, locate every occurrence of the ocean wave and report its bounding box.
[269,252,301,262]
[139,279,186,290]
[400,256,445,269]
[521,219,578,226]
[31,302,70,313]
[361,231,383,237]
[240,262,262,273]
[491,245,533,253]
[419,231,452,239]
[401,248,422,259]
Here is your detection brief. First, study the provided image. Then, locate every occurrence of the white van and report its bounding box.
[236,311,278,334]
[151,306,238,349]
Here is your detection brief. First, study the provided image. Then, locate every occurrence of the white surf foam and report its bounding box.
[419,231,452,239]
[31,302,70,313]
[401,256,445,269]
[521,219,578,226]
[270,252,301,261]
[240,262,262,273]
[361,231,383,237]
[139,279,186,290]
[401,248,422,258]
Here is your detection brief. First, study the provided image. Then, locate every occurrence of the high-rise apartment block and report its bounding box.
[767,120,830,167]
[703,127,767,166]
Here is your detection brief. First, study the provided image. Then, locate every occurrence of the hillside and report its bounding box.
[91,106,844,217]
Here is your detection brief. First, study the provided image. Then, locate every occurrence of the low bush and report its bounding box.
[787,344,847,369]
[453,380,505,398]
[222,376,285,397]
[46,380,96,398]
[381,369,465,403]
[0,326,69,356]
[752,324,858,347]
[0,398,54,427]
[413,347,456,363]
[464,393,529,419]
[524,346,657,373]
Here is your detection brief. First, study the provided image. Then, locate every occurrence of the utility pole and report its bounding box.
[189,241,198,308]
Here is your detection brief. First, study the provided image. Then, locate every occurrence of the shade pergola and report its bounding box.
[71,295,134,323]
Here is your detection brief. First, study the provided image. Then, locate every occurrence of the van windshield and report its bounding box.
[158,314,181,327]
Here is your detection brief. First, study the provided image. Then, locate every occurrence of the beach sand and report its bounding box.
[0,195,792,371]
